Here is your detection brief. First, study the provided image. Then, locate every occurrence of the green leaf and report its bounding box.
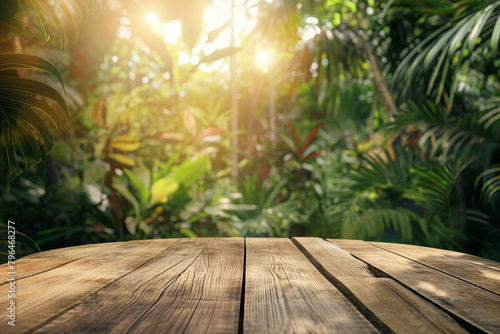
[0,76,69,119]
[83,160,110,184]
[110,136,140,152]
[107,153,136,167]
[0,21,27,42]
[124,167,151,209]
[0,93,63,130]
[491,11,500,56]
[112,176,141,221]
[150,178,179,205]
[14,121,43,170]
[171,154,209,187]
[0,54,65,92]
[0,222,41,257]
[180,228,198,238]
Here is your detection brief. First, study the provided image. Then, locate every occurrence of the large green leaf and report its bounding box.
[171,154,209,187]
[0,53,65,90]
[150,178,179,205]
[0,220,41,264]
[124,167,151,209]
[0,77,69,117]
[112,176,141,221]
[0,76,68,178]
[390,1,500,105]
[14,0,103,47]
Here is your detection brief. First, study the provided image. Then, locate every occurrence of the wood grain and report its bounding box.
[0,239,177,333]
[397,244,500,272]
[2,238,499,333]
[35,238,244,334]
[329,239,500,333]
[244,238,377,333]
[0,242,120,286]
[294,237,468,334]
[370,241,500,296]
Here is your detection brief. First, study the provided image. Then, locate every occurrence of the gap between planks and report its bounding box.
[328,239,500,334]
[292,237,469,334]
[3,239,180,334]
[368,241,500,297]
[33,238,244,334]
[243,238,377,333]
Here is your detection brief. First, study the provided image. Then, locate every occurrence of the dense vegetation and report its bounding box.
[1,0,499,261]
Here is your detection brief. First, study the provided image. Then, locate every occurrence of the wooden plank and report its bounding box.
[293,237,468,334]
[244,238,377,333]
[35,238,244,334]
[329,239,500,333]
[0,242,120,286]
[370,241,500,296]
[0,239,177,333]
[405,244,500,272]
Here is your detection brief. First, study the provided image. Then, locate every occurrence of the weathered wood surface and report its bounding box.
[329,239,500,333]
[370,241,500,295]
[244,238,377,333]
[0,242,119,286]
[1,239,177,333]
[35,238,243,334]
[293,237,468,334]
[0,237,499,333]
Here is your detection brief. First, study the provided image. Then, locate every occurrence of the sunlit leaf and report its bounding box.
[107,153,136,167]
[124,167,150,208]
[150,178,179,205]
[112,176,141,220]
[110,137,140,152]
[0,76,69,118]
[171,154,209,187]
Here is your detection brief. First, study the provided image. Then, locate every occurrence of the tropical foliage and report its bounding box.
[1,0,499,261]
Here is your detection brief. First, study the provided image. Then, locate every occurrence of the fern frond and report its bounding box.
[408,159,470,217]
[390,1,500,105]
[342,207,417,242]
[475,166,500,200]
[392,101,500,161]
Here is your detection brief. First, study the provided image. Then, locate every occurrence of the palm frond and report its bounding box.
[390,101,500,161]
[0,74,69,178]
[288,24,366,88]
[409,159,470,217]
[342,206,416,242]
[0,206,40,263]
[475,166,500,200]
[0,1,103,179]
[389,1,500,106]
[350,146,415,191]
[317,139,474,248]
[15,0,104,48]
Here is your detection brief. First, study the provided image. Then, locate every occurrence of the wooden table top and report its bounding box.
[1,238,499,333]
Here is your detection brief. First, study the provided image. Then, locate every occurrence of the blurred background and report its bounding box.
[1,0,500,261]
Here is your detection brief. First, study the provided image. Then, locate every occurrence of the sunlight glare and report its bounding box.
[190,55,200,65]
[162,20,182,45]
[146,13,158,23]
[118,26,131,39]
[178,51,190,66]
[203,2,249,54]
[256,50,272,72]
